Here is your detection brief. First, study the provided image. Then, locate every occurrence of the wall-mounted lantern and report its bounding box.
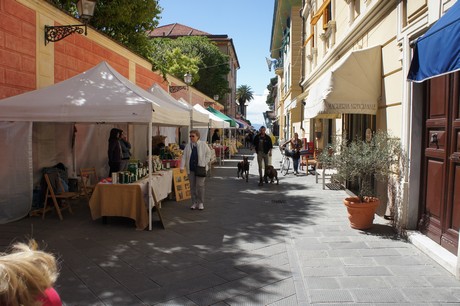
[44,0,97,45]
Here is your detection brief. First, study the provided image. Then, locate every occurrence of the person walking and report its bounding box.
[119,130,132,171]
[252,126,273,186]
[180,130,212,210]
[245,131,254,148]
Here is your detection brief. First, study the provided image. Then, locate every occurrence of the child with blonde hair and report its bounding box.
[0,240,62,306]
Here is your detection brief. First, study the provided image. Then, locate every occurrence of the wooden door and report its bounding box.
[420,72,459,255]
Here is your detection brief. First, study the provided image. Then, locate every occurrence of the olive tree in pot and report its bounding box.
[319,130,405,229]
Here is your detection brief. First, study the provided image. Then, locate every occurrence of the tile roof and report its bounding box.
[148,23,210,37]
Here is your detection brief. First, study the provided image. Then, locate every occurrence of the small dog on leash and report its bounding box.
[237,156,250,182]
[265,165,279,185]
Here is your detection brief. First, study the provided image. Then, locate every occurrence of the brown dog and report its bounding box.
[237,156,249,182]
[265,165,279,184]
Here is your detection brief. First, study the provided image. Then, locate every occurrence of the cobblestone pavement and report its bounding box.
[1,147,460,305]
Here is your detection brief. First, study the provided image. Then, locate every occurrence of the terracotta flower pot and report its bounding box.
[343,197,380,229]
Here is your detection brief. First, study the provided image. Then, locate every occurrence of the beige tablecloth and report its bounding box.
[89,170,173,230]
[150,170,173,202]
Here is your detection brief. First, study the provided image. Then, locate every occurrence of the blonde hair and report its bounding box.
[0,240,59,306]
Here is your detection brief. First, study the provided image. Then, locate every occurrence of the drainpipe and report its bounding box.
[300,6,305,131]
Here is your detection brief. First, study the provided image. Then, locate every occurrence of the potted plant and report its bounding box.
[319,130,405,229]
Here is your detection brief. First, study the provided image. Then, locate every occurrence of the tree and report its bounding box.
[149,45,200,84]
[150,36,230,100]
[265,77,277,109]
[50,0,162,59]
[49,1,230,99]
[236,85,254,117]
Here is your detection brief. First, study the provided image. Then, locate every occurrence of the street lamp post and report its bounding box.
[183,72,193,130]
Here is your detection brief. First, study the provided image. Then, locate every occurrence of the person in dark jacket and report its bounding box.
[119,130,131,171]
[108,128,122,176]
[211,129,221,144]
[252,126,273,186]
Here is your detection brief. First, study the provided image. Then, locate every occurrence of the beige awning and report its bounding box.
[304,45,382,119]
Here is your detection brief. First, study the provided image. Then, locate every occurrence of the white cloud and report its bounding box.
[245,89,269,126]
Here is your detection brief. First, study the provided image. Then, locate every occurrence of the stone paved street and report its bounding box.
[1,147,460,305]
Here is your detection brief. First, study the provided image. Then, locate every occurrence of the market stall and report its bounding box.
[206,107,239,157]
[149,84,210,142]
[149,84,209,127]
[0,61,187,230]
[193,105,230,164]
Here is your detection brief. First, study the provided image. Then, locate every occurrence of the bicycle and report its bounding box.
[279,146,291,176]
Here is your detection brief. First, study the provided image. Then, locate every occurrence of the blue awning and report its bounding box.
[408,1,460,82]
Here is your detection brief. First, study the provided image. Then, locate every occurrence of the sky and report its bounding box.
[157,0,276,126]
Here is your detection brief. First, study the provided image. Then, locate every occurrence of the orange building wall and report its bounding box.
[0,0,163,99]
[0,0,218,110]
[135,64,166,90]
[0,0,36,99]
[54,30,130,82]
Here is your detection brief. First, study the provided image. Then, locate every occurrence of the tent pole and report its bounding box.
[72,124,77,177]
[148,120,153,231]
[221,123,225,165]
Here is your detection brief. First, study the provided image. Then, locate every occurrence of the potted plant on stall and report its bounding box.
[319,130,405,229]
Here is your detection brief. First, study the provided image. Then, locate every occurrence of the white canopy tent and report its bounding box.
[178,98,210,128]
[193,104,231,163]
[0,61,182,229]
[148,83,209,127]
[146,83,194,126]
[149,84,210,145]
[193,104,230,129]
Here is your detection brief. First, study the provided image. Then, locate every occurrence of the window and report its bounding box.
[311,0,332,28]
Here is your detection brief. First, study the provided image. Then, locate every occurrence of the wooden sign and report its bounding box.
[172,168,191,202]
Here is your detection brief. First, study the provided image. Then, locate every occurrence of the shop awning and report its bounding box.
[304,45,381,119]
[206,107,237,127]
[407,1,460,82]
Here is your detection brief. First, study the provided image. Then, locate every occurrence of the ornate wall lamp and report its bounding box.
[168,72,192,93]
[44,0,97,45]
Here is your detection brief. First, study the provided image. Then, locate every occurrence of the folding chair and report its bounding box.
[43,173,78,220]
[80,167,99,199]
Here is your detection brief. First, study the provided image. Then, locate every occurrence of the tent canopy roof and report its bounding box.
[230,116,250,129]
[193,104,230,128]
[206,106,237,127]
[148,84,209,125]
[0,61,156,123]
[178,98,210,126]
[304,45,381,119]
[0,61,193,126]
